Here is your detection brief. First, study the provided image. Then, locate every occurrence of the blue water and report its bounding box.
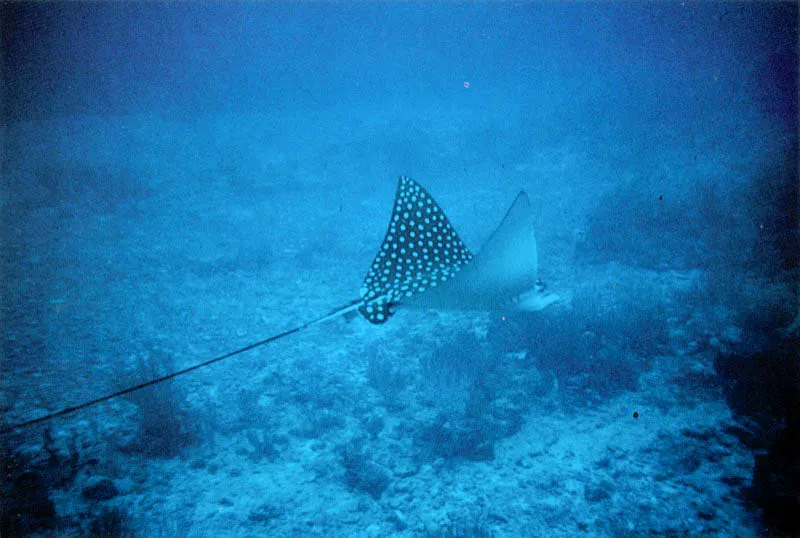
[1,2,797,536]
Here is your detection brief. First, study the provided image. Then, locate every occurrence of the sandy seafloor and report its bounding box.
[1,95,797,537]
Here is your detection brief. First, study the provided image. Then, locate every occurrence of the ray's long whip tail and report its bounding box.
[0,299,363,435]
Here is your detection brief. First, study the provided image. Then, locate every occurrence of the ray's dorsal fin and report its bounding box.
[357,176,474,324]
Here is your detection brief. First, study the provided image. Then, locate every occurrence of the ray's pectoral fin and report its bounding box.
[357,176,474,324]
[357,175,561,322]
[405,189,560,312]
[469,193,561,311]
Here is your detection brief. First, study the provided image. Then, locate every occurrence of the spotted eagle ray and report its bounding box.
[1,176,558,433]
